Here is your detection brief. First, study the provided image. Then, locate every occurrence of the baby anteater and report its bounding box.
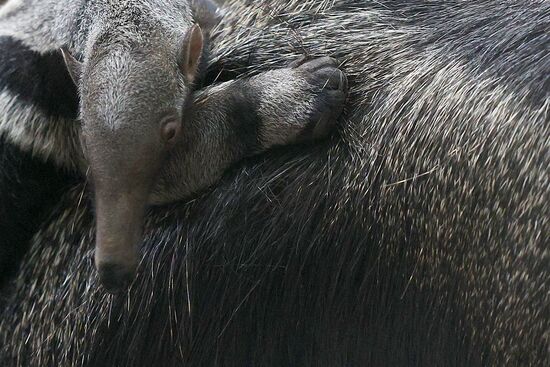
[0,0,348,293]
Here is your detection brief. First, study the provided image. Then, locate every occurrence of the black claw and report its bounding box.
[289,55,309,68]
[311,68,347,90]
[297,56,339,72]
[339,70,348,91]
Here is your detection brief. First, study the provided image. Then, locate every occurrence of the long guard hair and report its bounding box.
[0,0,548,366]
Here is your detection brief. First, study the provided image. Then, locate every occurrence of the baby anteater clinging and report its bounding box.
[0,0,348,293]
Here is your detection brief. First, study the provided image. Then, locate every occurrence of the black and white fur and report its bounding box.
[0,0,547,366]
[0,0,347,290]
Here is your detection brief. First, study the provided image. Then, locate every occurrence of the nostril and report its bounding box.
[98,262,135,294]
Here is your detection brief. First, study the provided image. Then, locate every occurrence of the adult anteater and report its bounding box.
[0,0,548,366]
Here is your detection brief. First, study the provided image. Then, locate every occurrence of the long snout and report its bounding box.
[94,189,148,294]
[82,110,174,293]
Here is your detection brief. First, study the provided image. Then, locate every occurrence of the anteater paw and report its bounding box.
[250,56,348,148]
[292,56,348,140]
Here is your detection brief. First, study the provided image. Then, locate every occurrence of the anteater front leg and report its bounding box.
[150,56,348,204]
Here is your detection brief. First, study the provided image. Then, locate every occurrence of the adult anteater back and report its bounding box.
[0,0,548,366]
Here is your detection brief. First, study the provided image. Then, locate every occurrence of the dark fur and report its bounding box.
[0,36,78,119]
[0,35,79,285]
[0,0,548,366]
[222,82,262,153]
[0,135,75,284]
[0,33,79,284]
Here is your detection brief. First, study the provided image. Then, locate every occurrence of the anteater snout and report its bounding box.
[97,262,136,294]
[93,189,145,294]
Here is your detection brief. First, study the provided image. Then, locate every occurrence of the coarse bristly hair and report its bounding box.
[0,0,548,366]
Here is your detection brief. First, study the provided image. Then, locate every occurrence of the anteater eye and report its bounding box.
[163,123,177,141]
[160,116,181,146]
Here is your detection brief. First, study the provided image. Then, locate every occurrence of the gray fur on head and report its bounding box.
[0,0,549,366]
[0,0,196,169]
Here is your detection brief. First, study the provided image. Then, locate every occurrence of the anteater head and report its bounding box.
[61,24,204,294]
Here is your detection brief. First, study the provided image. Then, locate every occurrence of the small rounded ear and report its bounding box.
[60,48,83,85]
[179,24,204,85]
